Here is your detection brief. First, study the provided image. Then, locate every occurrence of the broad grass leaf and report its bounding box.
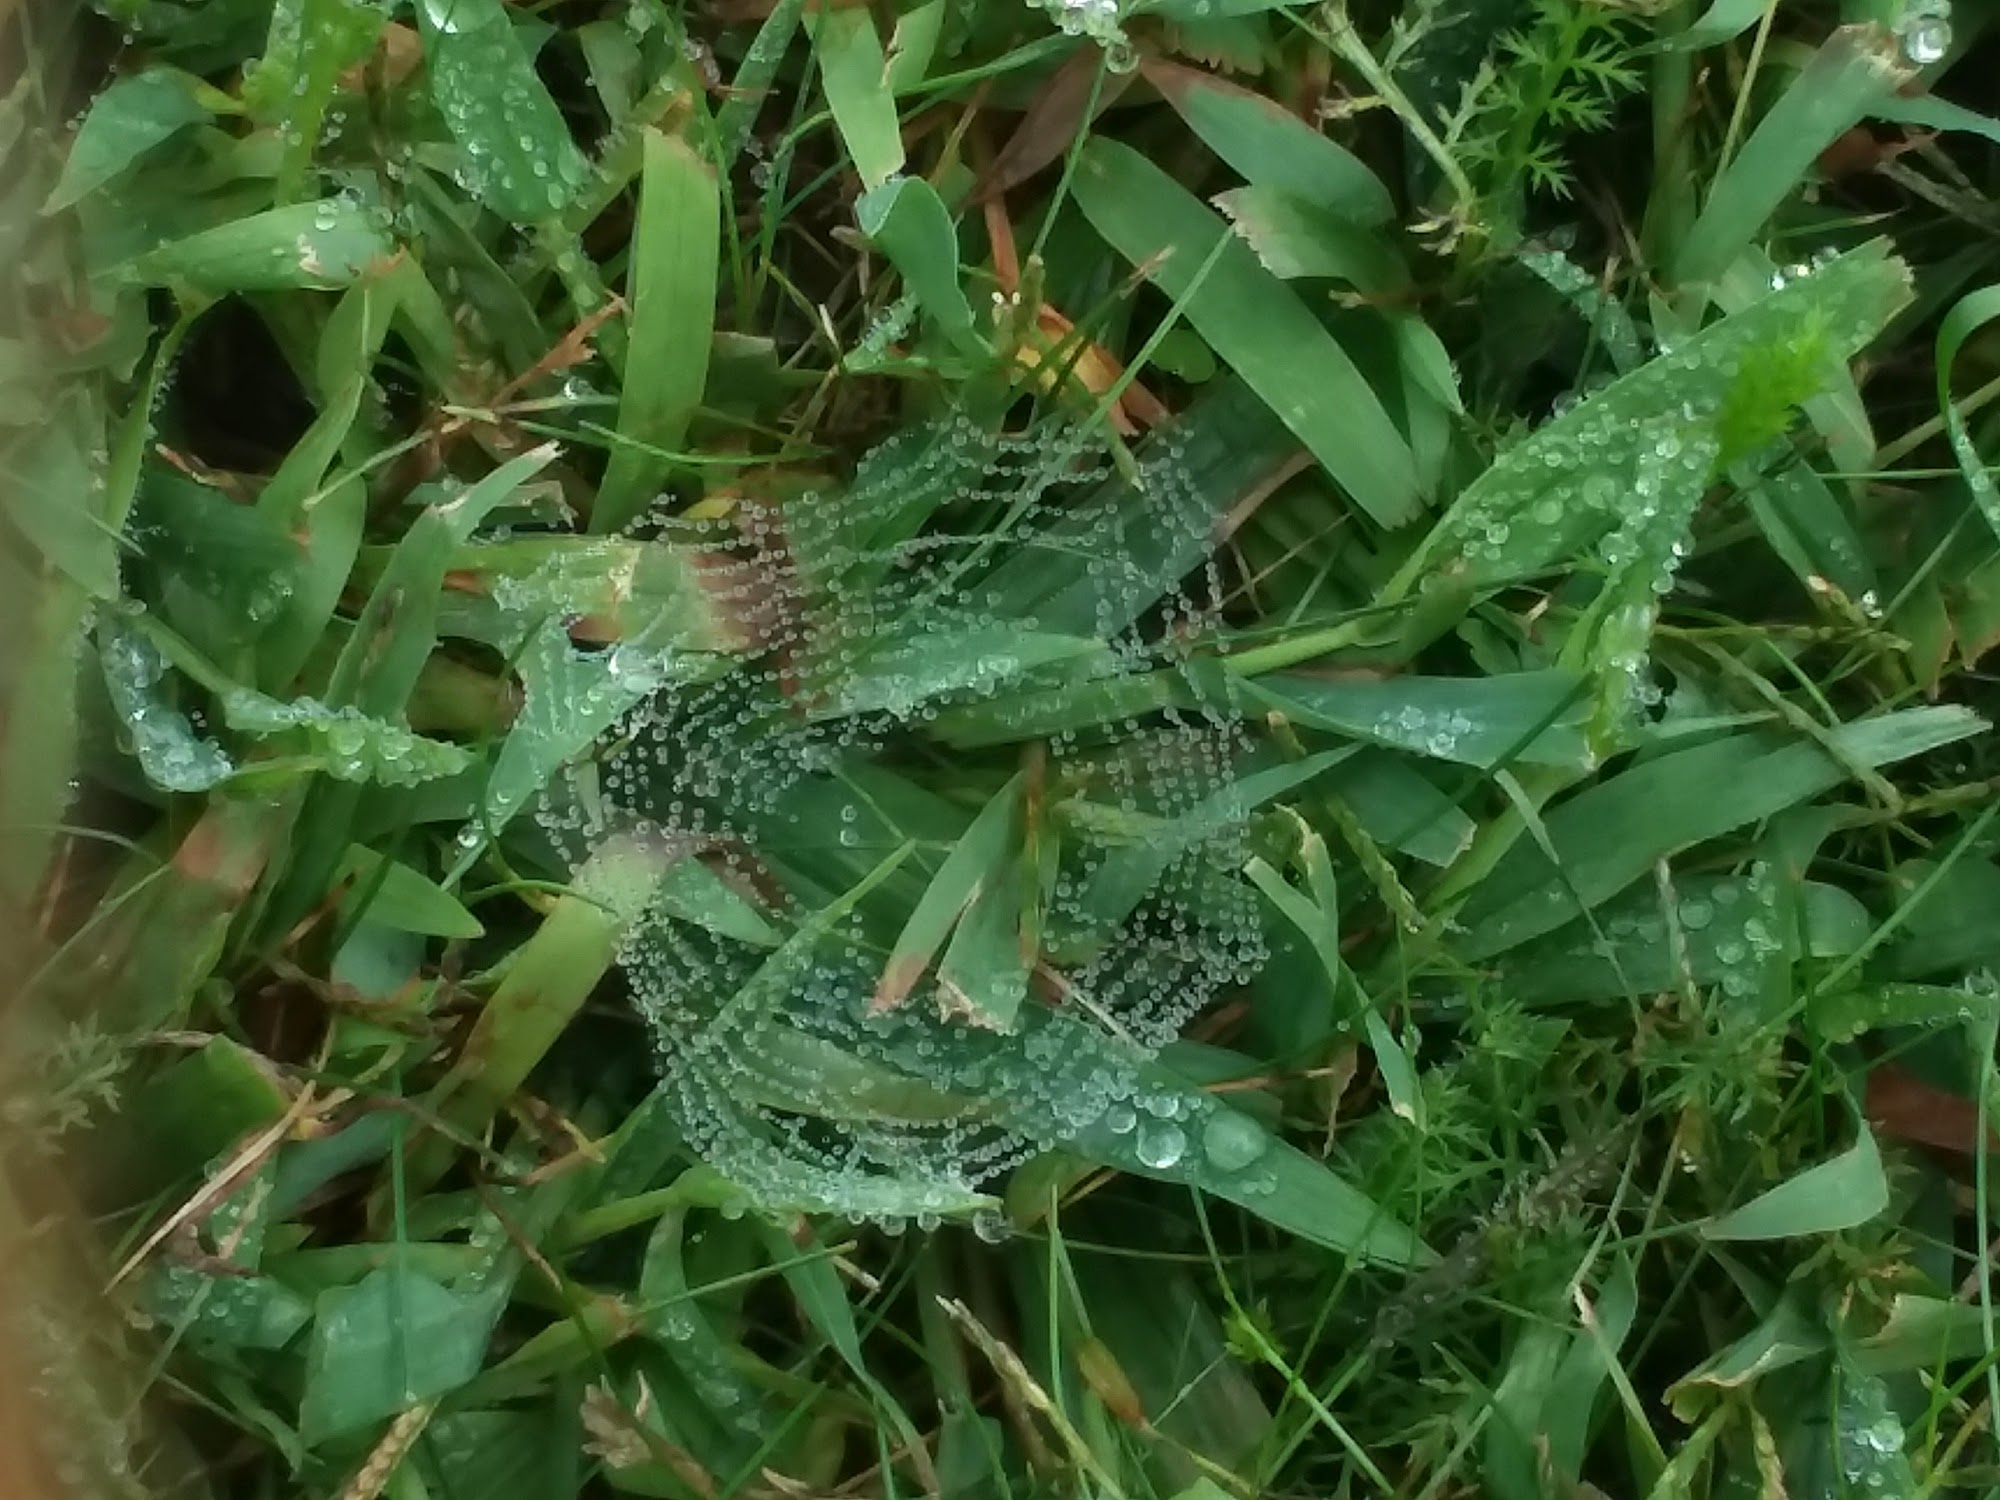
[4,402,122,900]
[1388,242,1912,596]
[656,859,780,948]
[1326,751,1475,867]
[1483,872,1870,1007]
[415,0,588,223]
[1072,1259,1271,1479]
[1517,247,1645,375]
[1212,185,1408,289]
[1665,1294,1828,1420]
[147,1262,313,1352]
[1884,856,2000,979]
[333,448,559,719]
[133,198,393,292]
[635,1214,773,1450]
[811,6,903,189]
[1852,1295,1993,1375]
[1248,832,1426,1127]
[1558,423,1721,752]
[1539,1256,1640,1490]
[744,1026,993,1126]
[5,418,123,600]
[130,468,298,662]
[1141,59,1394,224]
[1875,92,2000,147]
[1485,1322,1570,1500]
[426,535,748,650]
[1455,706,1987,958]
[435,832,678,1140]
[125,1033,290,1183]
[1669,0,1774,50]
[935,871,1033,1030]
[929,670,1194,749]
[714,0,806,169]
[483,622,701,834]
[1063,748,1352,944]
[419,1411,571,1499]
[885,0,945,89]
[856,176,977,348]
[1242,669,1591,770]
[336,846,483,938]
[593,131,720,535]
[1703,1127,1888,1240]
[1073,138,1424,528]
[265,449,556,930]
[45,68,212,213]
[300,1262,496,1442]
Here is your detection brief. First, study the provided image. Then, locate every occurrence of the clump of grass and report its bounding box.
[3,0,2000,1496]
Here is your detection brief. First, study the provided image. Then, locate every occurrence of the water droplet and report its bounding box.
[1200,1110,1267,1172]
[1135,1121,1186,1170]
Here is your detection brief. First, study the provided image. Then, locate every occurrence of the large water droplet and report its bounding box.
[1200,1109,1267,1172]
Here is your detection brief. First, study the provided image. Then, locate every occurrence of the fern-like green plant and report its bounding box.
[1445,0,1643,236]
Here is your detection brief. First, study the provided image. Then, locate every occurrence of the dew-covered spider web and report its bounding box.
[517,401,1291,1221]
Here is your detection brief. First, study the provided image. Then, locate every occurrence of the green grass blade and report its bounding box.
[1072,137,1425,528]
[593,130,720,535]
[415,0,588,223]
[1703,1126,1888,1240]
[812,6,903,190]
[1670,27,1905,289]
[133,198,393,292]
[1936,285,2000,546]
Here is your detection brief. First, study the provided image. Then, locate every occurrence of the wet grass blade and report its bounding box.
[133,199,393,292]
[415,0,588,223]
[874,774,1023,1014]
[1936,285,2000,546]
[1454,706,1986,957]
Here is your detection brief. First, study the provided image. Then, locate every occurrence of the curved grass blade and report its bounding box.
[1936,285,2000,546]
